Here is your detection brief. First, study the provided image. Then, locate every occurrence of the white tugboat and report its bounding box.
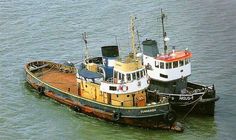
[142,10,219,115]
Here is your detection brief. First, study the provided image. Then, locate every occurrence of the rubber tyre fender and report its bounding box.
[164,110,177,125]
[112,112,121,121]
[38,86,45,95]
[73,106,81,112]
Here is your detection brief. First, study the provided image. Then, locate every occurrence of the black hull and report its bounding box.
[170,89,219,116]
[148,81,219,116]
[171,99,218,116]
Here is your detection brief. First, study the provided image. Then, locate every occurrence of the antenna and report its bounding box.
[160,9,169,55]
[82,32,89,59]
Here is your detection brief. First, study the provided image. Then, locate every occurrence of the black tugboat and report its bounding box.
[142,10,219,116]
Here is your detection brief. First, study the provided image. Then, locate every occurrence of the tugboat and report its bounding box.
[24,16,183,132]
[142,10,219,116]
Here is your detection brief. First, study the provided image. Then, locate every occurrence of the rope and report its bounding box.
[147,89,206,121]
[180,91,206,122]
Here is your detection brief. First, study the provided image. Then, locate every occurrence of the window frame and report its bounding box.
[179,60,184,66]
[185,59,189,65]
[173,61,178,68]
[160,62,164,69]
[126,73,131,82]
[132,72,136,81]
[121,74,125,82]
[137,71,140,80]
[166,62,172,69]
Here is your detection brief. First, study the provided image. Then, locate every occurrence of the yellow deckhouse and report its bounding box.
[100,53,148,107]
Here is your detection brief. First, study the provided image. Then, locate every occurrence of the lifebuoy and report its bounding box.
[38,86,45,95]
[119,85,128,92]
[164,110,177,125]
[112,112,121,121]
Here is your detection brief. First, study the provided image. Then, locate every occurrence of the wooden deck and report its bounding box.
[39,69,78,95]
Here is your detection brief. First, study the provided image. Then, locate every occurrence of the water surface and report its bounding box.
[0,0,236,139]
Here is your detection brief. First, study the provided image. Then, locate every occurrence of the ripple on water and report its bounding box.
[1,0,236,139]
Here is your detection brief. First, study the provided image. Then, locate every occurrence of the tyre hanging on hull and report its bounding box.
[73,106,81,112]
[37,86,45,95]
[112,112,121,121]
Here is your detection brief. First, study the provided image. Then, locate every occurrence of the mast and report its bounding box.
[130,16,136,59]
[136,28,141,52]
[82,32,89,59]
[161,9,168,55]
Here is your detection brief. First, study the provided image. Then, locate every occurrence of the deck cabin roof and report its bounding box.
[156,50,192,62]
[78,68,103,79]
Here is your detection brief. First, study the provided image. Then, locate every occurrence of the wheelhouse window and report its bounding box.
[137,71,140,79]
[140,70,143,78]
[173,61,178,68]
[160,62,164,69]
[127,74,131,81]
[155,61,159,68]
[132,73,136,80]
[143,70,146,76]
[118,72,122,80]
[166,62,172,69]
[185,59,189,65]
[121,74,125,82]
[179,60,184,66]
[114,71,118,79]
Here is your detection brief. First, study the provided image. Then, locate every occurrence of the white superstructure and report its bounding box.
[143,50,192,82]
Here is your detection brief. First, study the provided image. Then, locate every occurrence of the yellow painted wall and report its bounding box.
[111,90,147,107]
[111,94,133,107]
[79,81,105,103]
[78,80,147,107]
